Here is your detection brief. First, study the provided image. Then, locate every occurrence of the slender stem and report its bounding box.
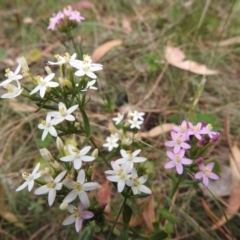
[107,197,127,240]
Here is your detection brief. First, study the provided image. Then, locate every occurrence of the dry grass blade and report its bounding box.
[165,46,218,75]
[207,36,240,47]
[142,194,155,232]
[91,40,122,62]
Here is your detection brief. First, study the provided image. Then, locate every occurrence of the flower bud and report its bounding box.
[50,160,61,171]
[59,202,69,210]
[210,133,220,143]
[198,139,207,146]
[91,149,98,158]
[196,157,204,165]
[39,148,53,161]
[45,66,52,75]
[56,137,65,156]
[17,56,29,72]
[64,79,72,89]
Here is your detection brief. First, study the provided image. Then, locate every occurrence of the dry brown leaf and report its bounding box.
[97,181,111,213]
[165,46,218,75]
[0,184,24,229]
[211,145,240,229]
[92,40,122,62]
[140,124,174,138]
[142,195,155,232]
[208,36,240,47]
[121,18,132,34]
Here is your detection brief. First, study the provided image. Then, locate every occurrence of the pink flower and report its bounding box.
[172,120,189,140]
[200,124,218,138]
[48,11,64,30]
[195,162,219,186]
[165,131,191,153]
[62,203,94,232]
[188,122,203,140]
[69,11,85,22]
[165,149,192,174]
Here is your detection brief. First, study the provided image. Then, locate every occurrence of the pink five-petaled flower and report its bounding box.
[172,120,189,141]
[34,170,67,206]
[195,162,219,187]
[60,145,95,170]
[188,122,203,140]
[165,149,192,175]
[200,124,218,139]
[16,163,41,192]
[47,11,64,30]
[115,149,147,171]
[105,161,131,193]
[62,203,94,233]
[165,131,191,153]
[63,169,99,208]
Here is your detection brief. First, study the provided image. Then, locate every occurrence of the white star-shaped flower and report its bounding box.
[60,145,95,170]
[127,118,143,129]
[105,161,131,193]
[112,113,124,125]
[38,114,58,140]
[126,168,152,195]
[128,111,145,121]
[63,169,99,207]
[103,133,119,151]
[1,80,23,99]
[48,53,78,67]
[47,102,78,125]
[0,65,23,86]
[30,73,59,98]
[16,163,41,192]
[34,170,67,206]
[115,149,147,171]
[70,54,103,79]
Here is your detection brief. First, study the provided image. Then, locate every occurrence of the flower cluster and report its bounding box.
[164,120,220,186]
[16,137,99,232]
[105,149,152,195]
[103,110,145,152]
[48,5,85,31]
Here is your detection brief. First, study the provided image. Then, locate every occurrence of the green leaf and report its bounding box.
[159,208,180,224]
[80,107,91,137]
[117,227,129,240]
[150,230,168,240]
[123,204,132,225]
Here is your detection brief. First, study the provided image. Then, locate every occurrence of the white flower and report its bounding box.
[80,79,98,91]
[48,102,78,125]
[126,168,152,195]
[63,169,99,207]
[70,54,103,79]
[48,53,78,67]
[1,80,23,99]
[128,111,145,121]
[30,73,58,98]
[127,118,143,129]
[34,170,67,206]
[62,203,94,233]
[115,149,147,171]
[16,163,41,192]
[38,114,58,141]
[103,133,119,152]
[0,65,23,86]
[60,145,95,170]
[105,161,131,192]
[112,113,124,125]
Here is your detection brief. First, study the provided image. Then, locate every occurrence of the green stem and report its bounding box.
[107,197,127,240]
[169,174,183,199]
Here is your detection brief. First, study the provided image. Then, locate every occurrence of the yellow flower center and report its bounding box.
[72,147,80,154]
[73,208,80,219]
[207,124,212,130]
[41,120,46,125]
[59,107,66,116]
[117,167,123,176]
[46,180,55,189]
[22,172,30,180]
[175,154,180,163]
[7,84,13,92]
[75,182,82,192]
[176,137,182,145]
[133,177,140,186]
